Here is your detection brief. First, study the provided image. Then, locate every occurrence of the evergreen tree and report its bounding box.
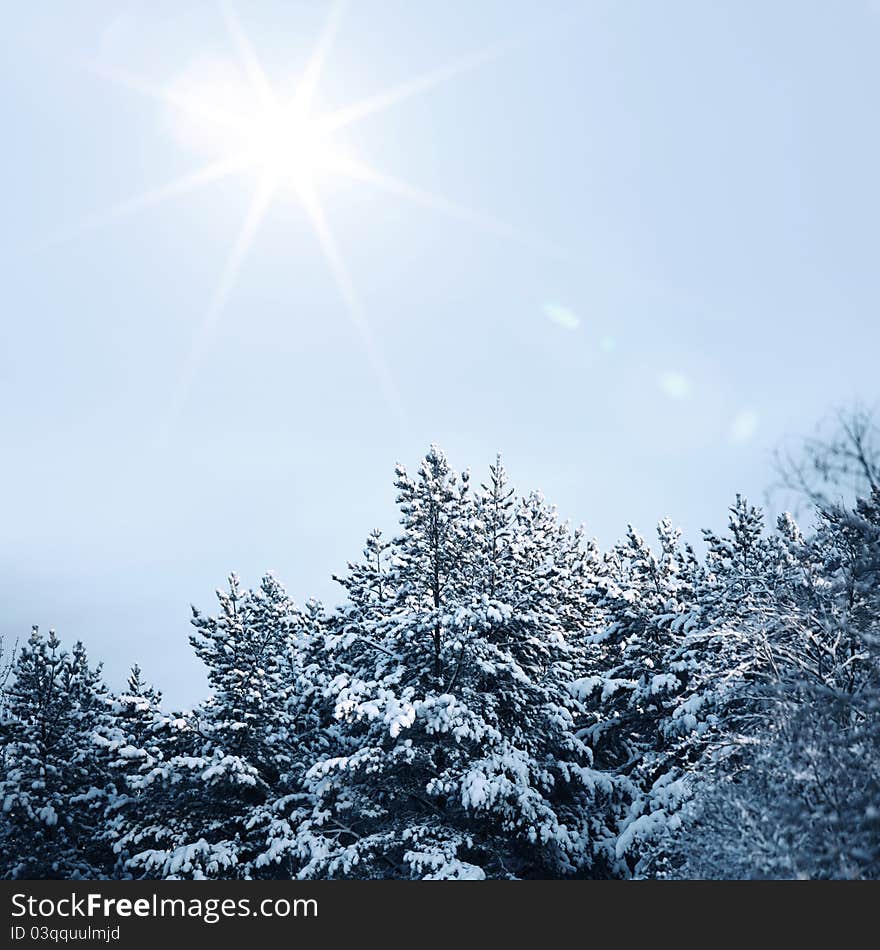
[0,629,110,878]
[574,519,703,874]
[97,664,165,876]
[295,449,623,879]
[676,491,880,878]
[113,574,325,879]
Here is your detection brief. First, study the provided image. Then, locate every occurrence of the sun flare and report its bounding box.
[77,2,553,436]
[245,105,334,185]
[165,58,343,191]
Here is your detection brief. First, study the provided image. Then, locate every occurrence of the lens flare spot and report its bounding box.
[544,303,580,330]
[659,371,691,400]
[729,409,760,444]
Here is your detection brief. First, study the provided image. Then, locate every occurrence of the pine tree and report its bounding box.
[295,450,623,879]
[575,519,703,874]
[97,665,165,876]
[392,444,473,684]
[474,454,516,600]
[675,492,880,878]
[113,574,326,879]
[0,629,110,878]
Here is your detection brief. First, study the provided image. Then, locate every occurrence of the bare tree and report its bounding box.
[771,404,880,514]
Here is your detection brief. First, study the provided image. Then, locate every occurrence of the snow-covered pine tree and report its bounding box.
[335,529,394,613]
[0,635,15,723]
[573,518,703,874]
[681,497,787,744]
[473,454,516,600]
[676,492,880,878]
[0,629,111,878]
[113,574,326,879]
[329,529,396,672]
[595,500,809,875]
[296,448,623,879]
[700,495,781,625]
[390,444,473,684]
[97,664,165,876]
[246,594,339,876]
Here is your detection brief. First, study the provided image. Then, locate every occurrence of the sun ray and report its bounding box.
[160,173,277,440]
[329,155,568,259]
[43,154,252,249]
[321,38,515,133]
[296,182,404,424]
[79,59,246,133]
[294,0,346,114]
[219,1,277,111]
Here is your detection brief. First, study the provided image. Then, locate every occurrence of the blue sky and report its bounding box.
[2,1,879,706]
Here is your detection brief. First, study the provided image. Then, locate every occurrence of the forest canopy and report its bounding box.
[2,414,879,880]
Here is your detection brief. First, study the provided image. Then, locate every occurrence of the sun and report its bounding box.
[206,96,340,191]
[246,105,334,186]
[75,2,559,437]
[164,56,343,192]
